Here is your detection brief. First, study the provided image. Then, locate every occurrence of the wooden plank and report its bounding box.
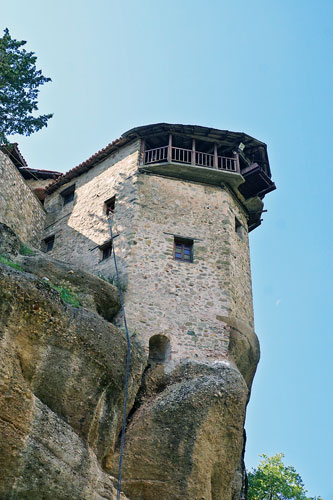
[214,143,218,169]
[140,138,145,165]
[192,138,196,165]
[168,134,172,162]
[234,152,240,173]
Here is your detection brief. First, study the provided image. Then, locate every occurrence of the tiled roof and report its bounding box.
[1,143,62,180]
[1,143,28,168]
[45,135,130,194]
[45,122,272,194]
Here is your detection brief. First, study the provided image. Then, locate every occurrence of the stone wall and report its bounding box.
[0,151,46,248]
[43,141,255,363]
[25,178,55,190]
[43,140,140,276]
[122,174,254,362]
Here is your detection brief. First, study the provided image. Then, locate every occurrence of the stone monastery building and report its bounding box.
[0,122,275,365]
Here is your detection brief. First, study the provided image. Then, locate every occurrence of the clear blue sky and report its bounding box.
[3,1,332,498]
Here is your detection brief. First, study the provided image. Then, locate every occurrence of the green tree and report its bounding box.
[0,28,52,144]
[247,453,322,500]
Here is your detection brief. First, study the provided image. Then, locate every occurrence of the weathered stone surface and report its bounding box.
[8,397,130,500]
[0,237,256,500]
[0,262,145,500]
[0,222,21,257]
[43,149,256,364]
[43,140,140,280]
[0,151,45,248]
[218,315,260,390]
[0,221,121,322]
[107,361,248,500]
[0,134,262,499]
[0,222,258,500]
[17,252,121,322]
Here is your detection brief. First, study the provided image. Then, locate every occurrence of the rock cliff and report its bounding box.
[0,224,259,500]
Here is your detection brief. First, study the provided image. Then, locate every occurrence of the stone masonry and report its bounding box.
[44,140,140,274]
[43,135,256,363]
[124,174,254,362]
[0,151,45,248]
[0,123,275,500]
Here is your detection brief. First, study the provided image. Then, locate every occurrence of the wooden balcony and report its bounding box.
[142,145,239,173]
[140,140,244,190]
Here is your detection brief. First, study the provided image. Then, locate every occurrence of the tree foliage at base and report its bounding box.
[0,28,53,144]
[247,454,322,500]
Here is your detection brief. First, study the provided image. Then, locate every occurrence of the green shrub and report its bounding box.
[0,255,23,271]
[47,282,81,308]
[19,243,35,256]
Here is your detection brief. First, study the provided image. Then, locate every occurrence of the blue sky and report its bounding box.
[3,1,332,498]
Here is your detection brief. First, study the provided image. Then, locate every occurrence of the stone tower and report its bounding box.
[42,123,275,499]
[44,123,275,367]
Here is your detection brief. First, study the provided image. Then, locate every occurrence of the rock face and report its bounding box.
[0,227,144,499]
[107,361,248,500]
[16,253,121,322]
[0,225,259,500]
[0,222,21,257]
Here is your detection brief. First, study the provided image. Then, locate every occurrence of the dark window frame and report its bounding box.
[173,237,193,263]
[104,195,116,216]
[99,240,112,261]
[235,217,243,238]
[43,235,55,252]
[60,185,75,205]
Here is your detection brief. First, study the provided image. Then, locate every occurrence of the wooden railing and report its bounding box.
[144,146,168,164]
[172,146,192,163]
[143,145,239,173]
[195,151,215,168]
[218,156,238,171]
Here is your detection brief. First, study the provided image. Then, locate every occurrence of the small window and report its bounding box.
[60,185,75,205]
[43,235,55,252]
[100,241,112,260]
[148,335,171,364]
[105,196,116,216]
[235,217,243,237]
[173,237,193,262]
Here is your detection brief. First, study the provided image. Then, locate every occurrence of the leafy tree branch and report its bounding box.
[0,28,53,144]
[247,454,322,500]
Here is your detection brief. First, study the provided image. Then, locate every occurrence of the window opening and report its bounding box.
[148,335,170,363]
[174,237,193,262]
[60,185,75,205]
[235,217,243,238]
[105,196,116,216]
[100,241,112,260]
[43,235,55,252]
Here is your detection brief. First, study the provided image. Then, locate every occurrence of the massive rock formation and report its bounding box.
[0,224,143,499]
[108,362,248,500]
[0,224,259,500]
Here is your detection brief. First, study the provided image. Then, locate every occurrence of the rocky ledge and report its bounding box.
[0,224,259,500]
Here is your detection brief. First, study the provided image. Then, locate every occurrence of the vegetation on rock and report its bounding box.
[19,243,35,256]
[248,453,322,500]
[46,281,81,308]
[0,254,23,271]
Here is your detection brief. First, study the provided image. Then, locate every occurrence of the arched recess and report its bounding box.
[148,335,171,364]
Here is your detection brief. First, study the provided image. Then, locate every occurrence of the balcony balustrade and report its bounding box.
[142,144,239,173]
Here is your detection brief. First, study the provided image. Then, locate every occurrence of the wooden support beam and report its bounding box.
[140,138,145,165]
[234,152,240,173]
[167,134,172,163]
[214,143,218,169]
[192,138,196,165]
